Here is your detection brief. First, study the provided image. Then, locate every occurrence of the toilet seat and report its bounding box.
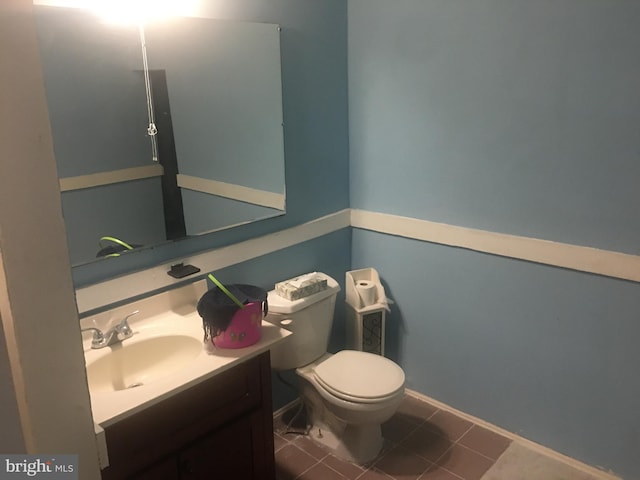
[312,350,405,404]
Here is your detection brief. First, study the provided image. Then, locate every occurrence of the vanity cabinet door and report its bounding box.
[178,411,265,479]
[100,352,275,480]
[134,456,180,480]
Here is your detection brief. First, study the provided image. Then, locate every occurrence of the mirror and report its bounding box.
[34,5,286,266]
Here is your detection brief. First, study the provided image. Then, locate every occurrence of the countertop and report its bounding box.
[81,281,290,427]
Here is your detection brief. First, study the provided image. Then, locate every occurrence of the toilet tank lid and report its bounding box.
[268,272,340,314]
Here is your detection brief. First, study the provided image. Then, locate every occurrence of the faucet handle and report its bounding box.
[81,327,106,347]
[117,310,139,338]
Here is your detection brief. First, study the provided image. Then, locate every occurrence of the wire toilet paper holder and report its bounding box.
[345,268,390,356]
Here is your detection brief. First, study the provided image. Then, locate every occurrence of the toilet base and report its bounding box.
[295,359,402,465]
[307,416,383,465]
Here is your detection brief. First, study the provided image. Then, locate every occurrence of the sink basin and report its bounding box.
[86,335,202,393]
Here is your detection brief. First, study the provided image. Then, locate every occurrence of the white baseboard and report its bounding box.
[405,389,622,480]
[273,398,302,419]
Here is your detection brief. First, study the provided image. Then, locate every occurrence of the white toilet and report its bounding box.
[265,272,405,464]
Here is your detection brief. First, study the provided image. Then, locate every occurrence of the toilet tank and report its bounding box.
[265,273,340,370]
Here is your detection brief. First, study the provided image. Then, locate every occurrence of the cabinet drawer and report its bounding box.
[101,352,269,480]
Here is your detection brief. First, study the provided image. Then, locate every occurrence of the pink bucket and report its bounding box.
[211,301,263,349]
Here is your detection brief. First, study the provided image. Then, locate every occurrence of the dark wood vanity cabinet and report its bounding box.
[100,352,275,480]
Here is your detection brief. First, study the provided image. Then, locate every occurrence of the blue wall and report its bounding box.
[349,0,640,255]
[72,0,350,287]
[352,231,640,478]
[349,1,640,478]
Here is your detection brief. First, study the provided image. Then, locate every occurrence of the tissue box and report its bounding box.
[275,272,328,300]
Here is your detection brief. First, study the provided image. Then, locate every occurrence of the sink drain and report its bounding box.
[126,382,144,389]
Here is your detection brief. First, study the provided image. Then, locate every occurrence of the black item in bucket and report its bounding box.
[197,284,268,342]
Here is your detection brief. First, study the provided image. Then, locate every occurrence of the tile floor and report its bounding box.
[273,394,513,480]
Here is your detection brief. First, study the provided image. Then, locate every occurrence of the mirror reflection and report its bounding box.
[34,5,286,266]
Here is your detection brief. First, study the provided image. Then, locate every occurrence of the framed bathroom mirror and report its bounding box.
[34,4,286,266]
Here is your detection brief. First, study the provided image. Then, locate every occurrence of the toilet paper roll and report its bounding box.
[356,280,377,307]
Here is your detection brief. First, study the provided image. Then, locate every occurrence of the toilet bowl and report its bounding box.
[265,273,406,464]
[297,350,405,463]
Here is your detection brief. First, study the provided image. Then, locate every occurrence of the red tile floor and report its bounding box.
[273,394,512,480]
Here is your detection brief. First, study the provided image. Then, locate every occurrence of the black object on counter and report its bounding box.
[197,284,268,341]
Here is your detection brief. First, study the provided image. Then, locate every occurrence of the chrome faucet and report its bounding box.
[82,310,139,349]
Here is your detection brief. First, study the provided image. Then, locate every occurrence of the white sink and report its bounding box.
[81,281,291,426]
[86,335,202,393]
